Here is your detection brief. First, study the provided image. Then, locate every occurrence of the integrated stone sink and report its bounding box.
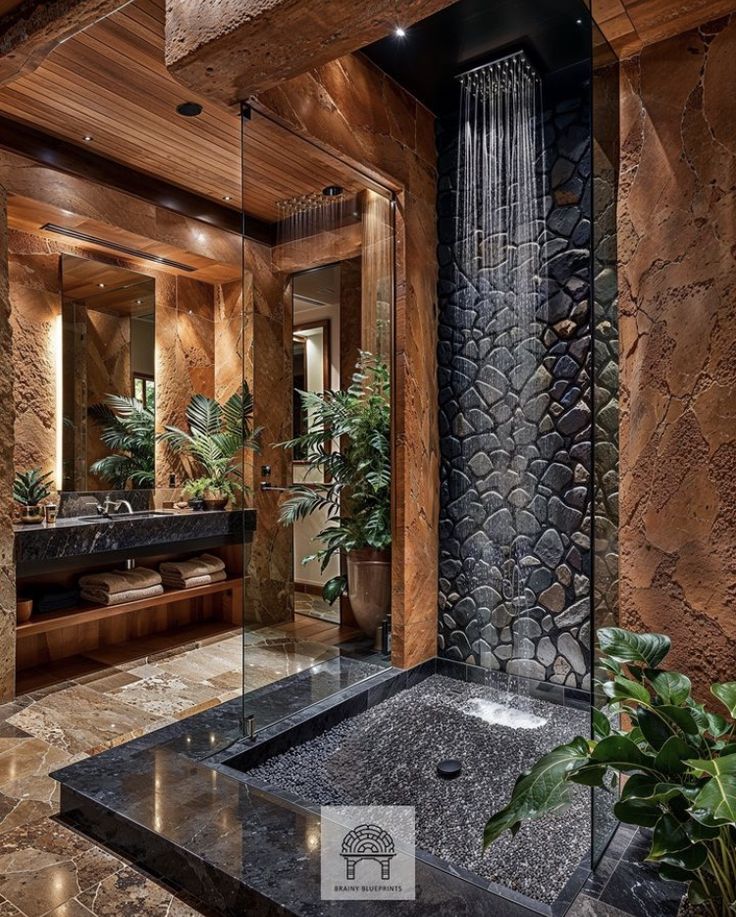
[14,508,256,575]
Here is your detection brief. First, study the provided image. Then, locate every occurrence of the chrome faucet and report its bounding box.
[84,497,134,517]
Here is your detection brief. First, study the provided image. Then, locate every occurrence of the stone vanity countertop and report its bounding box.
[14,508,255,569]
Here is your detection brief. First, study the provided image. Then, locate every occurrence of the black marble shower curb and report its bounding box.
[54,656,596,917]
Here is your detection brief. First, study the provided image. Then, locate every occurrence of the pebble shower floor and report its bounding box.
[246,675,590,904]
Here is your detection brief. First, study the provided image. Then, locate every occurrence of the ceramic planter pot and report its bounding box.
[18,504,44,524]
[346,547,391,637]
[187,499,204,511]
[203,494,228,511]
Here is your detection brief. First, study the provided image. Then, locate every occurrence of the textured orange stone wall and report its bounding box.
[0,187,15,702]
[8,231,60,485]
[619,16,736,692]
[257,53,439,666]
[244,240,294,625]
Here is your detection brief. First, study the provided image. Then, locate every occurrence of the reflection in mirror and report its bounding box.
[60,255,155,492]
[292,319,330,462]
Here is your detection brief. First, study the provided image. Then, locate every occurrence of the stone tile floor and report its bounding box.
[294,591,339,623]
[0,624,340,917]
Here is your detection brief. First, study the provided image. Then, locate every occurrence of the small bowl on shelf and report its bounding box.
[17,598,33,624]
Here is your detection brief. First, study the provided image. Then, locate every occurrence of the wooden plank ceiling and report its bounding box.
[8,194,242,283]
[0,0,369,224]
[62,255,155,315]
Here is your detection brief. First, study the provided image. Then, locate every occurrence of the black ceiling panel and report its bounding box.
[363,0,593,113]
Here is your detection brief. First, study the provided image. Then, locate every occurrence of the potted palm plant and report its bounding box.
[88,394,155,489]
[13,468,54,524]
[160,383,260,510]
[278,351,391,637]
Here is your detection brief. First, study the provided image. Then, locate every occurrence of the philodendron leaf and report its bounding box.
[590,735,654,772]
[654,736,693,776]
[609,675,650,705]
[656,705,699,736]
[592,707,612,740]
[598,628,671,669]
[483,737,590,847]
[648,813,690,860]
[712,683,736,718]
[614,797,661,828]
[648,671,692,706]
[705,712,732,739]
[658,842,708,872]
[687,754,736,827]
[638,710,675,752]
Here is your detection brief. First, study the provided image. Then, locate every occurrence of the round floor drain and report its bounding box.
[437,759,462,780]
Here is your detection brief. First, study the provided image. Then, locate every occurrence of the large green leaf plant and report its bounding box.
[278,351,391,604]
[159,383,260,499]
[484,628,736,916]
[88,394,155,489]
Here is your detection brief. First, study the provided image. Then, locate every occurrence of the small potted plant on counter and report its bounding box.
[278,351,391,638]
[181,478,207,511]
[160,383,261,511]
[13,468,54,524]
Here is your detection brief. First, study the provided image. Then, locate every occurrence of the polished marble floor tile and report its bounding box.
[0,620,355,916]
[107,669,223,719]
[7,687,168,758]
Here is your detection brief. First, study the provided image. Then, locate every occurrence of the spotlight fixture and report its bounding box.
[223,195,232,201]
[394,26,407,37]
[97,283,105,288]
[135,299,143,305]
[83,135,93,142]
[322,185,344,197]
[176,101,203,117]
[576,18,583,24]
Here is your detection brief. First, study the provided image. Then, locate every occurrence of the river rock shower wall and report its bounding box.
[438,86,594,689]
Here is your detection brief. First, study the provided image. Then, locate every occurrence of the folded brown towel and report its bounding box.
[162,570,227,590]
[80,584,164,606]
[78,567,162,595]
[159,553,225,579]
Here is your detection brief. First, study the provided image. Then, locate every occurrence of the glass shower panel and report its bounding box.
[239,108,394,735]
[590,20,621,865]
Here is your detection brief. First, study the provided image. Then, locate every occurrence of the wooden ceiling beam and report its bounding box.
[0,0,125,84]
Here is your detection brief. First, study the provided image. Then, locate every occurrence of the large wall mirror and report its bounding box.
[61,255,155,492]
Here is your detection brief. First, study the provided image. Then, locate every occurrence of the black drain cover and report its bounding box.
[437,759,462,780]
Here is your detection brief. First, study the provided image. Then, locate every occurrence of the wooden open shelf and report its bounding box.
[17,576,243,639]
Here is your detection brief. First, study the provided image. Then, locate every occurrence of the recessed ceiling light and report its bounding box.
[83,135,93,142]
[394,26,406,38]
[576,18,583,24]
[135,299,142,304]
[223,195,232,201]
[322,185,344,197]
[97,283,105,288]
[176,101,203,117]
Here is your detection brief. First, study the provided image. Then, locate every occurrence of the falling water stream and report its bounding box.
[456,52,547,668]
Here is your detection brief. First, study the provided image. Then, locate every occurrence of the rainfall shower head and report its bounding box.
[459,49,540,95]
